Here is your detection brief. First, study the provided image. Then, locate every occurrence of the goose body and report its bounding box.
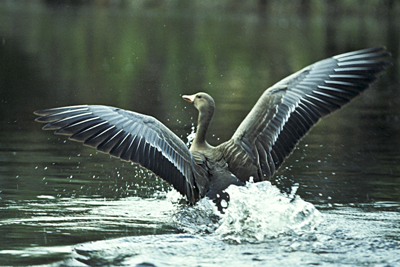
[34,47,391,211]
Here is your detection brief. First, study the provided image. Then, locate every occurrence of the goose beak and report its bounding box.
[182,94,195,103]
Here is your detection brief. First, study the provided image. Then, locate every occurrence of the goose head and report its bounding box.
[182,92,215,115]
[182,92,215,151]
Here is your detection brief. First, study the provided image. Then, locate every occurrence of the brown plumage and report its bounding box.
[34,47,391,212]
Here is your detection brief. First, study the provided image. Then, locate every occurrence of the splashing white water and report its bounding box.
[216,181,322,243]
[186,125,196,147]
[171,181,322,243]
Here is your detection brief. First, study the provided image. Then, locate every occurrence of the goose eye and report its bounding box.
[197,95,202,99]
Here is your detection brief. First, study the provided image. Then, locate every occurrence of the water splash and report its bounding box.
[216,181,322,243]
[170,193,221,234]
[172,181,322,243]
[186,125,196,147]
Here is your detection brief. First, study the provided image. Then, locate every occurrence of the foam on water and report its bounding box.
[171,181,323,243]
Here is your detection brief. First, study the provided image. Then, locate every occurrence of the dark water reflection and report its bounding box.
[1,1,400,266]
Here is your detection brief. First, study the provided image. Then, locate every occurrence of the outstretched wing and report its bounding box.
[228,47,391,181]
[34,105,199,202]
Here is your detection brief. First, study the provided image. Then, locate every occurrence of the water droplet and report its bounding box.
[220,199,228,208]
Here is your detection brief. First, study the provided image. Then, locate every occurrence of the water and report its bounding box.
[72,203,400,266]
[2,184,399,266]
[1,1,400,266]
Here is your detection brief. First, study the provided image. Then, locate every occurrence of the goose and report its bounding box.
[34,47,391,211]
